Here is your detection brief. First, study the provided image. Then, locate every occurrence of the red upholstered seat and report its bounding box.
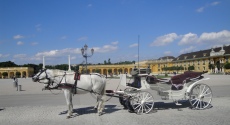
[170,71,206,90]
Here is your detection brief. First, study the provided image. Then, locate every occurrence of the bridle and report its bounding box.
[33,69,53,89]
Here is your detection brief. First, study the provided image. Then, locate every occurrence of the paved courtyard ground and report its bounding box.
[0,74,230,125]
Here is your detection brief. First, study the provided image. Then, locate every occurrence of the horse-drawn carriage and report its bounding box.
[32,68,212,117]
[106,70,212,114]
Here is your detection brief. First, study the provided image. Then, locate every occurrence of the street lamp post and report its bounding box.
[81,44,94,74]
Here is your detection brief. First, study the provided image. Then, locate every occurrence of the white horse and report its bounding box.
[32,69,107,118]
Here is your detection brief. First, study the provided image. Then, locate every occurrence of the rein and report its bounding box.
[34,69,52,88]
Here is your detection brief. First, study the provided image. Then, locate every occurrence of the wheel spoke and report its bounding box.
[200,99,202,108]
[145,103,151,109]
[189,84,212,110]
[203,92,212,97]
[145,96,152,102]
[202,88,210,95]
[137,105,142,113]
[201,85,206,95]
[130,91,154,114]
[133,103,141,110]
[196,100,200,108]
[202,101,206,108]
[192,99,198,106]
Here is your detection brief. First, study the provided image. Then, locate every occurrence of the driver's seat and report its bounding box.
[127,76,141,88]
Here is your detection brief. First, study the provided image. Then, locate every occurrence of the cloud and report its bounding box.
[94,44,118,53]
[154,30,230,46]
[178,33,198,45]
[134,54,138,58]
[111,41,119,45]
[35,48,82,57]
[196,7,204,13]
[35,24,42,31]
[77,36,88,42]
[87,4,92,7]
[198,30,230,43]
[164,51,172,56]
[196,1,220,13]
[13,54,27,59]
[13,35,24,39]
[70,56,76,60]
[129,43,138,48]
[61,36,67,40]
[211,1,220,6]
[0,54,10,58]
[150,33,178,46]
[180,46,196,54]
[17,41,24,45]
[31,42,38,45]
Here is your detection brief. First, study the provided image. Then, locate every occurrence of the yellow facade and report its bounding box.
[79,56,228,75]
[80,64,142,75]
[0,67,34,78]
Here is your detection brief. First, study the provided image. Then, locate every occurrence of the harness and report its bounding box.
[35,69,103,95]
[34,69,52,88]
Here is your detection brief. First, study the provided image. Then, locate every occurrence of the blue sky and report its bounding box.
[1,0,230,65]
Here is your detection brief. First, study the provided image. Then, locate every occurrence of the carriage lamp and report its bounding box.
[81,44,94,74]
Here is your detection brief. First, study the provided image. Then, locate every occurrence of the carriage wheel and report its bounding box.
[189,83,212,110]
[130,91,154,114]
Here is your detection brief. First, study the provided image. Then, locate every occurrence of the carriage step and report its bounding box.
[106,90,114,93]
[175,102,182,106]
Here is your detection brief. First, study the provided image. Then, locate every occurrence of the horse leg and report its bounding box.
[64,89,73,118]
[97,95,105,116]
[94,97,99,111]
[97,83,107,116]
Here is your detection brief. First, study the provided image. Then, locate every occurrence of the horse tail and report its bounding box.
[96,75,107,114]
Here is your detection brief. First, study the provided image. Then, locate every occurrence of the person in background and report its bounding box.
[13,76,18,91]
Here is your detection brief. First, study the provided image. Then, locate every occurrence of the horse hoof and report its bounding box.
[66,116,71,119]
[98,112,103,116]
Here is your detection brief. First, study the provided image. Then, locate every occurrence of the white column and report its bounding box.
[68,55,71,71]
[42,56,45,69]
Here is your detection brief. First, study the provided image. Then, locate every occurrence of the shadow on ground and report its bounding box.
[154,100,213,110]
[59,105,120,117]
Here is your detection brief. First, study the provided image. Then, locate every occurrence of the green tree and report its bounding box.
[95,69,101,73]
[0,61,18,67]
[16,72,21,78]
[224,63,230,69]
[23,63,40,74]
[2,72,8,78]
[188,66,195,71]
[118,68,122,73]
[108,58,111,64]
[208,64,215,70]
[108,69,112,74]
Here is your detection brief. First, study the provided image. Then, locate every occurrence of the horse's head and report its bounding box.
[32,69,52,85]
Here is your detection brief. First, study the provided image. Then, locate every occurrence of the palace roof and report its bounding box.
[173,45,230,61]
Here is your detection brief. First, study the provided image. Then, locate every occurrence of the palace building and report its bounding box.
[0,67,34,79]
[79,45,230,75]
